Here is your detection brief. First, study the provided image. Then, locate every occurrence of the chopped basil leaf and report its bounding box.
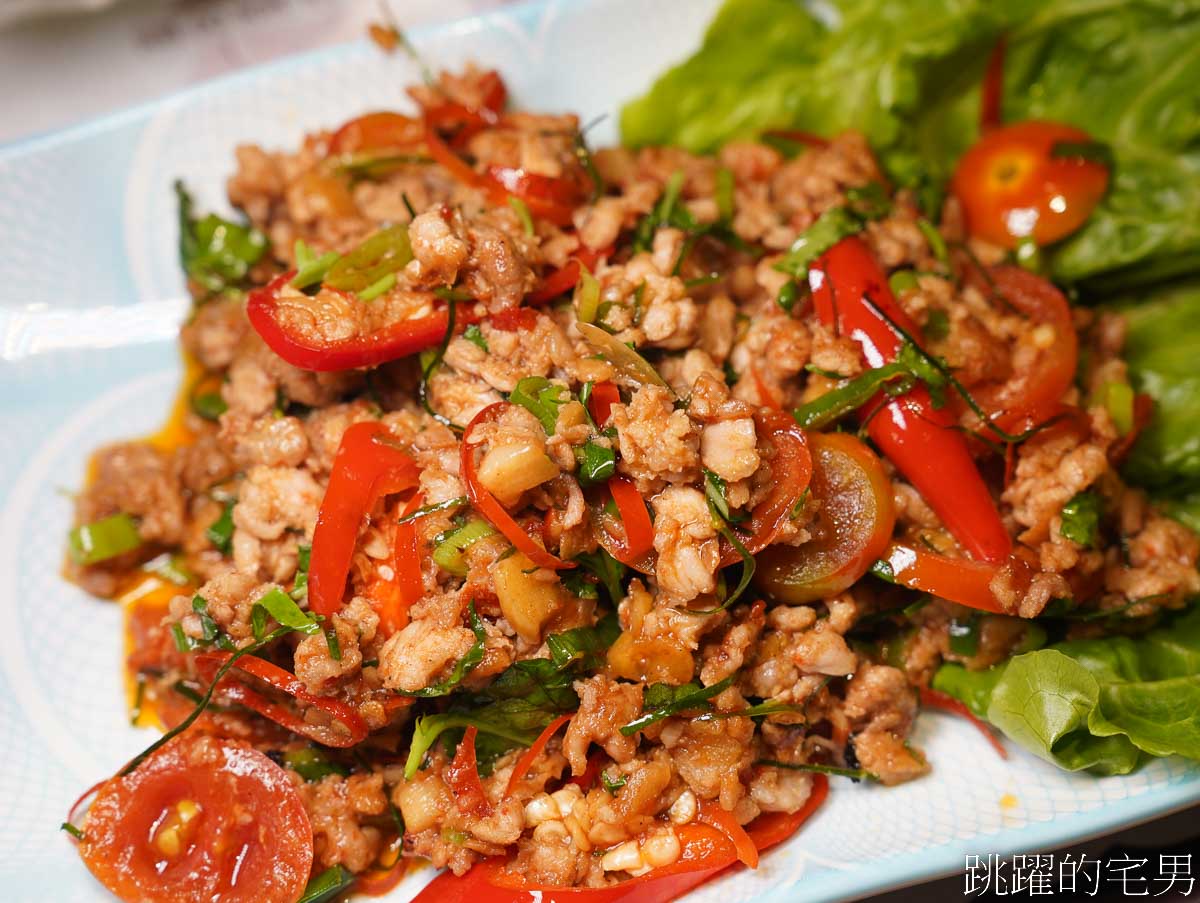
[573,549,628,607]
[546,615,621,671]
[1060,491,1102,548]
[845,181,891,219]
[757,759,877,782]
[620,675,734,736]
[297,865,357,903]
[284,746,349,782]
[463,323,489,352]
[948,614,981,657]
[576,441,616,486]
[924,308,950,341]
[190,388,227,421]
[633,170,686,253]
[176,180,267,296]
[206,500,235,556]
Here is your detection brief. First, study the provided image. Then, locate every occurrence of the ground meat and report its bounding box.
[180,296,249,370]
[77,442,186,545]
[407,209,470,284]
[612,385,700,487]
[294,596,379,694]
[661,715,755,809]
[562,676,643,775]
[699,417,759,482]
[174,432,236,494]
[651,486,719,602]
[461,222,537,311]
[748,766,813,814]
[176,570,263,641]
[377,618,475,693]
[231,465,323,581]
[221,413,310,470]
[303,772,389,873]
[844,664,927,786]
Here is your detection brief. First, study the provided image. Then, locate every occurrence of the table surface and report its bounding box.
[1,0,1196,899]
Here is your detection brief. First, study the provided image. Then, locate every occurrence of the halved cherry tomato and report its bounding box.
[755,432,895,604]
[969,266,1078,433]
[78,733,312,903]
[328,111,424,156]
[952,120,1109,248]
[920,687,1008,759]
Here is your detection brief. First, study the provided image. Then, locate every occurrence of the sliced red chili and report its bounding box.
[744,773,829,852]
[587,381,620,426]
[446,726,491,817]
[608,476,655,560]
[527,245,612,305]
[698,800,758,869]
[811,237,1011,564]
[309,422,420,618]
[460,402,574,571]
[246,272,467,372]
[921,687,1008,759]
[505,713,574,796]
[328,111,423,156]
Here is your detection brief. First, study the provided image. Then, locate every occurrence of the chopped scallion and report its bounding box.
[68,513,142,566]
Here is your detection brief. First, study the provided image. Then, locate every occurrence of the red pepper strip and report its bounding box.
[194,652,370,748]
[421,69,508,142]
[490,306,540,332]
[811,237,1011,564]
[425,127,583,228]
[413,823,739,903]
[309,422,420,618]
[328,111,424,156]
[751,364,782,410]
[461,403,575,571]
[587,381,620,426]
[744,773,830,853]
[920,687,1008,759]
[608,476,655,559]
[487,165,583,227]
[567,750,605,791]
[980,36,1007,131]
[718,410,813,567]
[526,245,611,305]
[698,800,758,869]
[247,272,470,372]
[504,713,574,796]
[370,492,424,638]
[446,726,491,817]
[1108,392,1153,465]
[882,541,1006,613]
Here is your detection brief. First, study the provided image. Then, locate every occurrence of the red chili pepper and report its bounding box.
[412,774,829,902]
[567,750,605,791]
[421,69,507,142]
[424,126,583,228]
[194,652,370,748]
[309,422,420,618]
[718,410,813,566]
[920,687,1008,759]
[445,726,491,818]
[744,773,829,852]
[879,540,1036,614]
[586,381,620,426]
[328,111,424,156]
[608,476,655,560]
[504,713,574,796]
[369,492,425,638]
[247,272,468,372]
[811,237,1012,563]
[460,403,575,571]
[698,800,758,869]
[980,36,1006,131]
[526,245,611,305]
[489,306,540,332]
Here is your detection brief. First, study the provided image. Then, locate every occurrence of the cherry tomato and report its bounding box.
[951,121,1109,247]
[79,733,313,903]
[969,266,1078,433]
[754,432,895,604]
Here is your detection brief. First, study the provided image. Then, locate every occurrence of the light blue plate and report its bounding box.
[0,1,1195,900]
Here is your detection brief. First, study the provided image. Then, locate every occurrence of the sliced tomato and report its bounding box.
[744,773,829,852]
[969,266,1078,433]
[413,823,739,903]
[952,120,1109,248]
[328,111,424,156]
[754,432,894,604]
[78,733,312,903]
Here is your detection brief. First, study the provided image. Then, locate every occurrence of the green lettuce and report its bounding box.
[1117,280,1200,494]
[621,0,1200,288]
[933,607,1200,774]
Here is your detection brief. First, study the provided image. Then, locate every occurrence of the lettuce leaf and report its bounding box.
[932,607,1200,774]
[621,0,1200,288]
[1116,280,1200,493]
